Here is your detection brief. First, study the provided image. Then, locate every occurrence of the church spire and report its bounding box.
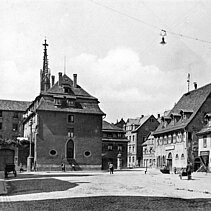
[40,39,51,92]
[43,39,49,73]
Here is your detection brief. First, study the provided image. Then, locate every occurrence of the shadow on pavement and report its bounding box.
[0,196,211,211]
[6,178,79,196]
[4,173,92,180]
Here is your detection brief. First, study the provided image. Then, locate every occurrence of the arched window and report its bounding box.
[168,152,172,159]
[66,139,74,159]
[175,154,179,159]
[181,154,185,160]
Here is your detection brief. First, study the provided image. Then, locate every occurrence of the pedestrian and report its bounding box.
[61,163,65,172]
[109,163,114,174]
[179,168,184,180]
[33,161,37,172]
[19,163,24,173]
[72,163,76,171]
[186,161,192,180]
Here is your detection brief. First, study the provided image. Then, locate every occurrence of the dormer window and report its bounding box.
[170,113,181,125]
[205,113,211,127]
[180,109,193,121]
[55,98,61,106]
[64,87,71,93]
[67,99,75,107]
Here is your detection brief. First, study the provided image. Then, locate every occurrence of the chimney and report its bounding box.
[51,75,55,86]
[58,72,62,86]
[194,82,197,90]
[73,74,77,88]
[157,114,160,119]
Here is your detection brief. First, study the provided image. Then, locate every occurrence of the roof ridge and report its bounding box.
[0,99,31,103]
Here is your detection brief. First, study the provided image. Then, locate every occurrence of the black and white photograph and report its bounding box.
[0,0,211,210]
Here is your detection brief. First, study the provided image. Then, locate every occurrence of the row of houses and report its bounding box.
[142,84,211,172]
[0,40,211,172]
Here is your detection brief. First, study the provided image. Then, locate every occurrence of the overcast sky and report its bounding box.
[1,0,211,123]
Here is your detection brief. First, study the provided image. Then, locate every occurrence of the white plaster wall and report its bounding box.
[198,135,211,170]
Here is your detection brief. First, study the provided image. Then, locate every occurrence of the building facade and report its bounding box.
[102,120,128,170]
[154,83,211,172]
[197,113,211,172]
[142,133,156,168]
[0,100,30,170]
[23,40,105,171]
[125,115,159,168]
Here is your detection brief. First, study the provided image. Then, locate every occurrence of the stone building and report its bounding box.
[154,83,211,172]
[125,115,159,168]
[102,120,128,170]
[0,100,30,170]
[23,40,105,171]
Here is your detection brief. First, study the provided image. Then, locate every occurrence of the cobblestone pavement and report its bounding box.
[0,169,211,210]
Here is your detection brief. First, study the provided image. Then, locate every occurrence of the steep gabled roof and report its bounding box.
[30,74,105,115]
[132,115,153,132]
[47,74,97,99]
[126,116,144,125]
[102,120,124,132]
[154,83,211,135]
[0,99,31,111]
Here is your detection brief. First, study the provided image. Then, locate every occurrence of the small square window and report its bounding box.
[12,123,18,131]
[118,145,122,151]
[108,145,113,151]
[67,128,74,138]
[13,112,18,119]
[67,115,74,123]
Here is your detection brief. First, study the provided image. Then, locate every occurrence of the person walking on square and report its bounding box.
[109,163,114,174]
[186,161,192,180]
[61,163,65,172]
[72,163,76,171]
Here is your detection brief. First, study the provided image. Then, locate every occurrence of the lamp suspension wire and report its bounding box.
[89,0,211,45]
